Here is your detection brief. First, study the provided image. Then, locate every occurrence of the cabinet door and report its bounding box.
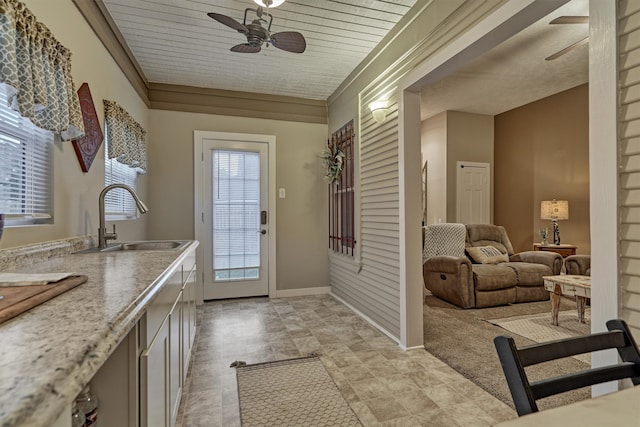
[182,265,196,383]
[140,317,170,427]
[169,293,183,426]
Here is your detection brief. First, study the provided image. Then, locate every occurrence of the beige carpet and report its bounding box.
[488,309,591,363]
[235,356,362,427]
[423,295,590,410]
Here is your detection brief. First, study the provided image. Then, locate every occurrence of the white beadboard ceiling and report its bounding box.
[421,0,589,118]
[101,0,588,116]
[102,0,418,100]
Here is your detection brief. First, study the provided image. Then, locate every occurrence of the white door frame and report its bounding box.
[194,131,277,303]
[396,0,575,349]
[456,161,490,224]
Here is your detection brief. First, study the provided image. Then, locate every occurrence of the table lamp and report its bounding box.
[541,200,569,245]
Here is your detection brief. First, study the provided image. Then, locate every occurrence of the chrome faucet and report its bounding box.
[98,184,149,249]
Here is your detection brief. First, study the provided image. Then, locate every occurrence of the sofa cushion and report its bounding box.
[502,262,553,287]
[472,264,517,291]
[466,246,509,264]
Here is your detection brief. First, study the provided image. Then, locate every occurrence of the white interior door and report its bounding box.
[200,135,271,299]
[456,161,490,224]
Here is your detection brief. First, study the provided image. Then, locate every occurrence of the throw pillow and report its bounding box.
[466,245,508,264]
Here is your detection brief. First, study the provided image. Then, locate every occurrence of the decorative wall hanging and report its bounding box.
[321,142,345,183]
[72,83,102,172]
[0,0,84,140]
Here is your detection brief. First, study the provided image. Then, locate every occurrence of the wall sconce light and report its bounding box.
[254,0,286,8]
[540,199,569,245]
[369,100,389,123]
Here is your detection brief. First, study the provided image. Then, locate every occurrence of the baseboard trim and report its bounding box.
[276,286,331,298]
[400,344,426,351]
[330,292,402,347]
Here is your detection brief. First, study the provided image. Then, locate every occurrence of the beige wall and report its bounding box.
[446,111,494,222]
[495,84,590,254]
[1,0,149,249]
[421,111,493,225]
[147,110,329,291]
[421,112,447,224]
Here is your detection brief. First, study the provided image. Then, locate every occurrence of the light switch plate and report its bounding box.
[279,188,286,198]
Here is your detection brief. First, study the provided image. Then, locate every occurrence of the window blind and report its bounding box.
[104,128,138,218]
[0,87,53,224]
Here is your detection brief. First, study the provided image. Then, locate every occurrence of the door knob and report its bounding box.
[258,229,267,235]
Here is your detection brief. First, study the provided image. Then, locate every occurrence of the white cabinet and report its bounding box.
[169,290,183,424]
[140,316,170,427]
[140,249,197,427]
[182,259,196,383]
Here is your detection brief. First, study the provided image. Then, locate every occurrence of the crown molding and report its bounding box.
[149,83,327,124]
[72,0,150,106]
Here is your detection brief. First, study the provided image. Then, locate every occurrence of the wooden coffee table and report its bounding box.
[543,275,591,326]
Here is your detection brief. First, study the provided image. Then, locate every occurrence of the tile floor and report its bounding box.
[176,295,517,426]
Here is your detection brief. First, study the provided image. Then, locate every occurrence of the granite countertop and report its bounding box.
[0,240,199,427]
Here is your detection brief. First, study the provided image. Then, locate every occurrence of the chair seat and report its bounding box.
[472,264,517,291]
[503,262,553,287]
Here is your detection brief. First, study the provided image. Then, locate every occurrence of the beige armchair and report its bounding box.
[423,223,563,308]
[565,254,590,276]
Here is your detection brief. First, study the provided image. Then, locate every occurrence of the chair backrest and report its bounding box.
[465,224,515,256]
[422,223,466,263]
[494,319,640,416]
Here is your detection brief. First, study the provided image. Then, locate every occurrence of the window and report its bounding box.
[104,130,139,219]
[328,120,355,255]
[0,87,54,226]
[102,99,147,220]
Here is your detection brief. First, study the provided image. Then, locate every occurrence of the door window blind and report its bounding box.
[212,150,261,281]
[104,128,139,218]
[0,87,53,225]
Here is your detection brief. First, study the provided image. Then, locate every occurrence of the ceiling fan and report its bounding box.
[545,15,588,61]
[207,7,306,54]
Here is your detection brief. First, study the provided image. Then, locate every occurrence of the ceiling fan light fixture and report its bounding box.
[253,0,285,8]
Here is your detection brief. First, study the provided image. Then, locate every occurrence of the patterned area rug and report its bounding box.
[488,308,591,363]
[235,355,362,427]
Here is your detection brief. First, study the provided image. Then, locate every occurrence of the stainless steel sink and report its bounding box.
[76,240,189,253]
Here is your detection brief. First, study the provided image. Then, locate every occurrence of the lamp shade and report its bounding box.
[541,200,569,220]
[369,99,389,123]
[254,0,286,7]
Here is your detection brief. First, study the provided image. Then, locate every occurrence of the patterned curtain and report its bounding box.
[104,99,147,174]
[0,0,84,140]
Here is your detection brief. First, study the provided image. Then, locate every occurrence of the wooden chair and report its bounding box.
[494,319,640,416]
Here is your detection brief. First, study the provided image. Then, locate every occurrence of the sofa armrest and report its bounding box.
[509,251,563,275]
[423,256,475,308]
[565,255,591,276]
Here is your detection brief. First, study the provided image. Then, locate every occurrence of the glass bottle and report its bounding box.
[71,402,84,427]
[75,386,98,427]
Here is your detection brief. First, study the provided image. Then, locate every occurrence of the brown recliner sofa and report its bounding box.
[423,224,563,308]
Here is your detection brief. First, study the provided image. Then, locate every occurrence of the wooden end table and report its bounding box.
[543,275,591,326]
[534,243,577,258]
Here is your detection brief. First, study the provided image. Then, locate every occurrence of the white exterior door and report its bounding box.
[194,132,275,300]
[456,161,490,224]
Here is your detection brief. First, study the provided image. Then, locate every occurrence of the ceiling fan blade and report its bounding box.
[230,43,261,53]
[270,31,306,53]
[207,12,248,33]
[549,16,589,24]
[545,36,589,61]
